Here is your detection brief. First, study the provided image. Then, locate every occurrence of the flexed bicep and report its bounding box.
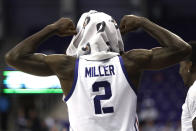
[144,47,191,70]
[124,47,191,71]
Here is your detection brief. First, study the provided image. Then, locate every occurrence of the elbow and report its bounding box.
[185,42,192,52]
[5,52,13,66]
[5,51,18,66]
[179,41,192,57]
[184,43,192,56]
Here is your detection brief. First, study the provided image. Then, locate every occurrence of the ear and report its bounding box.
[186,61,192,72]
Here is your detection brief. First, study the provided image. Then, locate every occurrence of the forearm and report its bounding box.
[7,25,56,58]
[141,18,190,49]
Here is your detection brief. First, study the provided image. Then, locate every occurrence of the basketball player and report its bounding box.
[5,11,191,131]
[179,41,196,131]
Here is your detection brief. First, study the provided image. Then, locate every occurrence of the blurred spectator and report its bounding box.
[175,121,181,131]
[139,98,159,131]
[45,117,55,130]
[142,120,158,131]
[139,98,159,121]
[16,108,28,131]
[62,128,68,131]
[15,106,69,131]
[27,109,48,131]
[159,121,175,131]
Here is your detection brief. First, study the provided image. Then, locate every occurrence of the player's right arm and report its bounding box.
[120,15,191,70]
[5,18,77,76]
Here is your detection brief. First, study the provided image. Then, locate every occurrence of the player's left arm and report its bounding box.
[120,15,191,70]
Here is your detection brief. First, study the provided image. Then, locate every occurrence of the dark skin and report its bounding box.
[179,60,196,130]
[5,15,191,96]
[193,117,196,131]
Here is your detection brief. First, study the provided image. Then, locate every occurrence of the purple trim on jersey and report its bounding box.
[118,56,138,95]
[64,59,79,102]
[134,118,139,131]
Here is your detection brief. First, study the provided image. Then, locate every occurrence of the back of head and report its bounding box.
[179,41,196,86]
[188,41,196,66]
[66,10,124,59]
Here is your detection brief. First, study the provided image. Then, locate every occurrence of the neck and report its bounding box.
[188,72,196,88]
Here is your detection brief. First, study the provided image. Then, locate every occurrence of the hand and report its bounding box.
[51,18,77,37]
[120,15,144,34]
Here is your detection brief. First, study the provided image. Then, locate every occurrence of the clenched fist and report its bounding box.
[51,18,77,37]
[120,15,144,34]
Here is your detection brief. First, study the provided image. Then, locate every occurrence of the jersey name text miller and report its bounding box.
[85,65,115,77]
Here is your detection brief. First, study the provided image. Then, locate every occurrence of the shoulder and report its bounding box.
[121,49,152,68]
[122,49,152,61]
[44,54,76,79]
[45,54,76,64]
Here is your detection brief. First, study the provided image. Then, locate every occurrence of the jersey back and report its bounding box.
[64,56,138,131]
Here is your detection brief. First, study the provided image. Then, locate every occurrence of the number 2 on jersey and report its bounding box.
[92,81,114,114]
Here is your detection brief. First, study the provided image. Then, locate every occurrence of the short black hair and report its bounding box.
[188,41,196,63]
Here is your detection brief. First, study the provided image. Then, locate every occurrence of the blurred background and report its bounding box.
[0,0,196,130]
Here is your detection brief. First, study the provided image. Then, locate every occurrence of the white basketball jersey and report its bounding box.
[64,56,138,131]
[181,81,196,131]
